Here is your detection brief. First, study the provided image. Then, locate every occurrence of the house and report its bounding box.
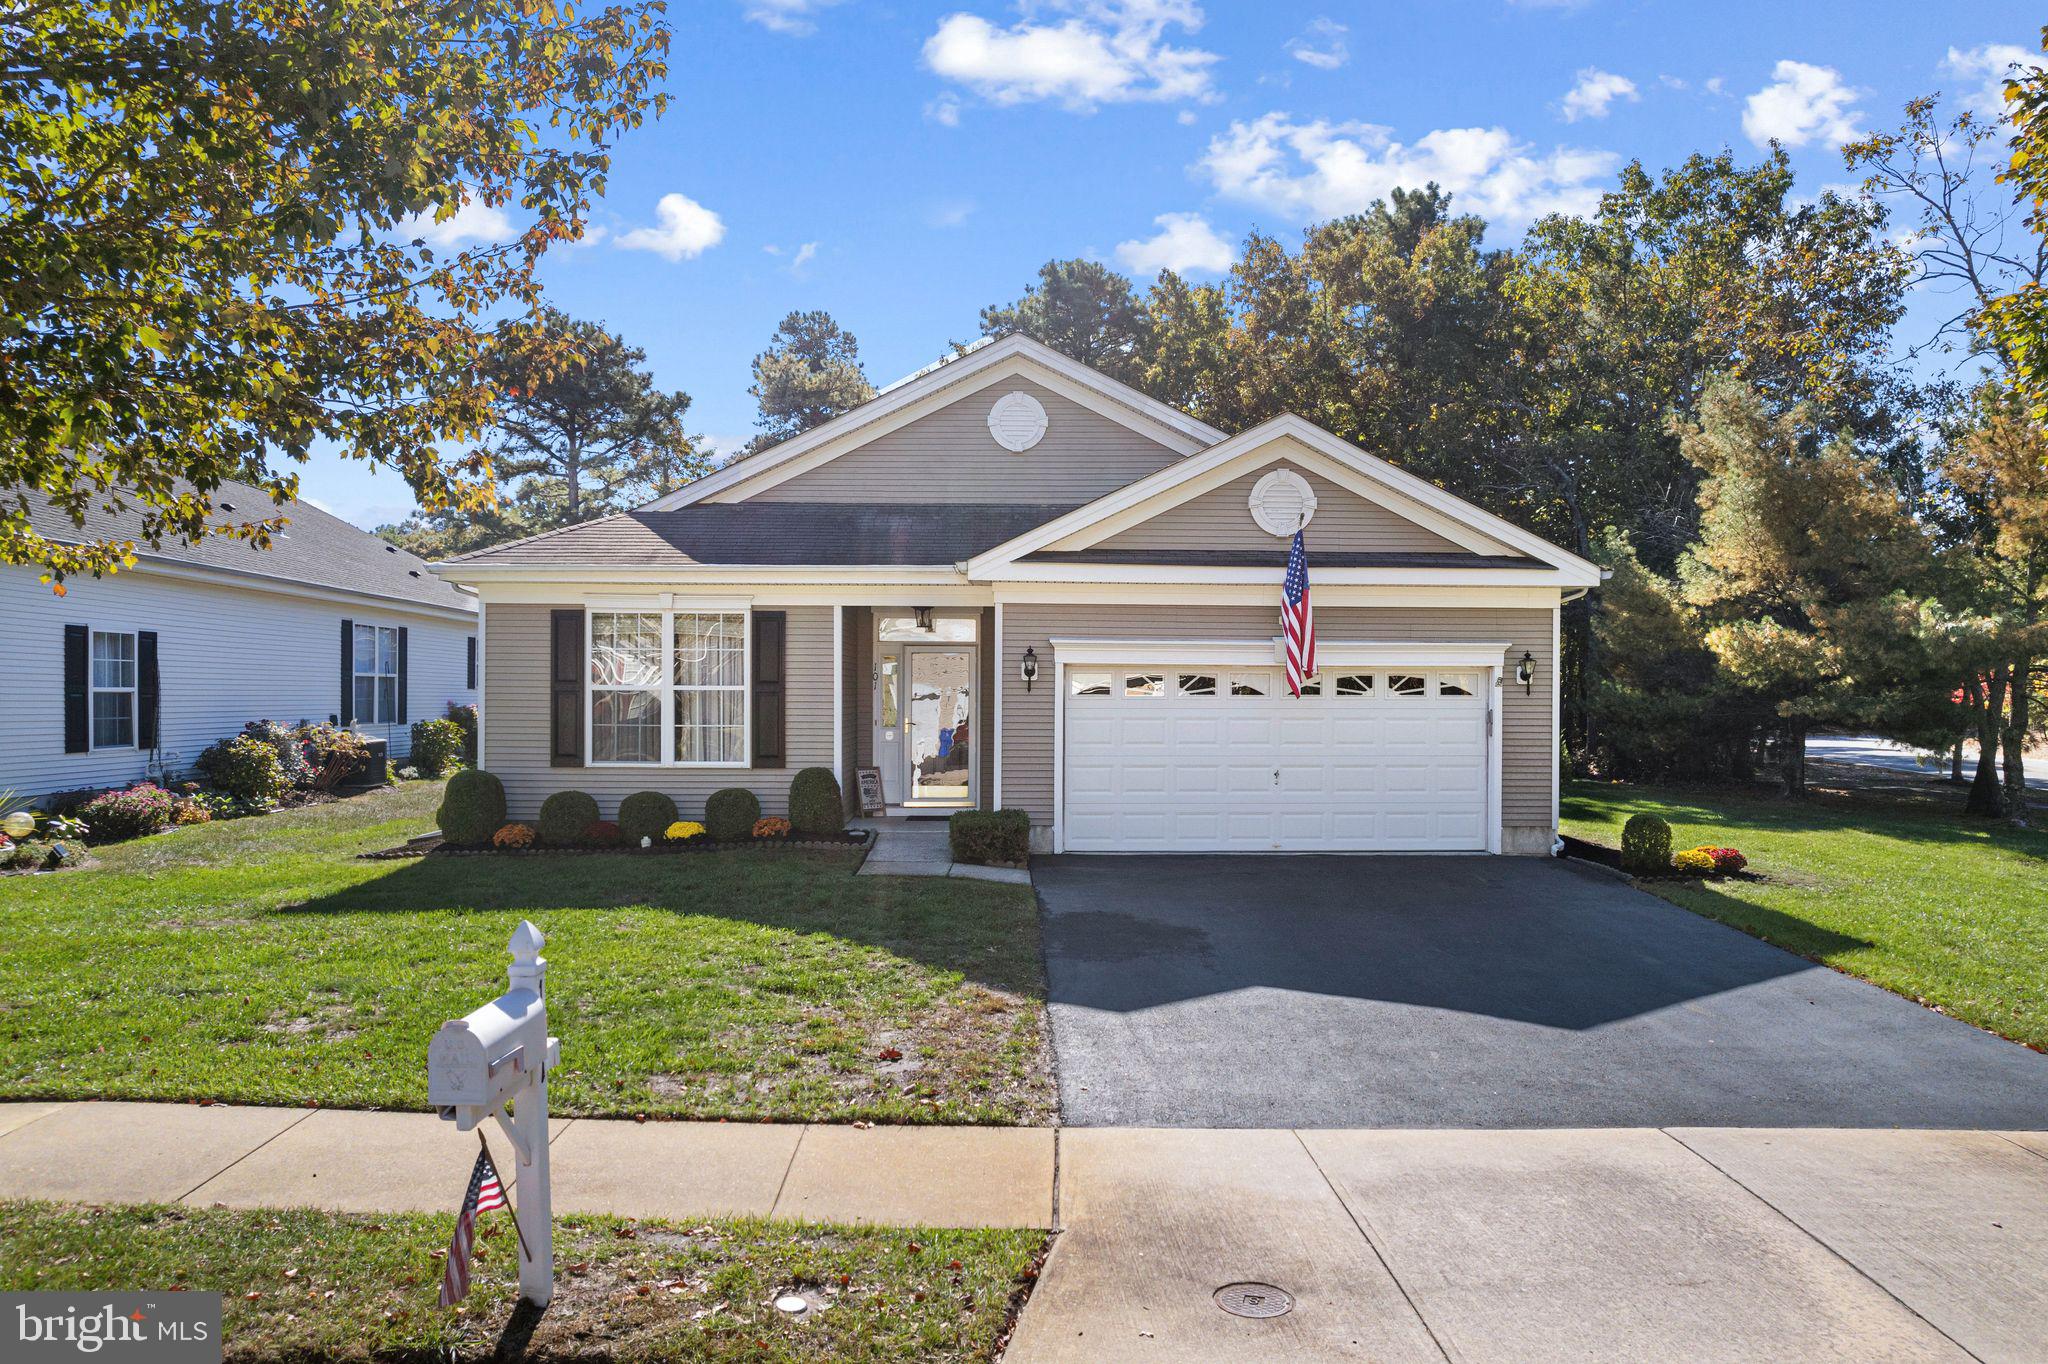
[436,335,1600,854]
[0,482,479,802]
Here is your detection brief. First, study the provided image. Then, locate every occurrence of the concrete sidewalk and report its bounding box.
[6,1103,2047,1361]
[851,816,1031,882]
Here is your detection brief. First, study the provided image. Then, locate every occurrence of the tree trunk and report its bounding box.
[2004,660,2032,822]
[1966,669,2007,818]
[1781,720,1807,797]
[1950,738,1964,783]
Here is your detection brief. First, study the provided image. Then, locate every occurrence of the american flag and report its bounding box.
[439,1142,510,1307]
[1282,528,1315,697]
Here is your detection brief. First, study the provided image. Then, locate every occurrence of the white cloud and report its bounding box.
[1177,109,1198,126]
[1742,60,1863,149]
[1942,43,2038,119]
[922,0,1221,111]
[742,0,841,35]
[1286,18,1348,71]
[1115,211,1234,275]
[399,194,513,248]
[928,199,977,228]
[1199,113,1617,227]
[925,92,964,126]
[790,241,819,272]
[1559,68,1638,122]
[1704,76,1726,96]
[616,193,726,261]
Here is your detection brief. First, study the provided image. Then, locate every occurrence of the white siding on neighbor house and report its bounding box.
[0,566,477,801]
[480,603,835,821]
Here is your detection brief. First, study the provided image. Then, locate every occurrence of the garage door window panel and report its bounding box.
[1177,673,1217,696]
[1124,673,1165,697]
[1335,673,1374,697]
[1388,673,1427,697]
[1228,672,1268,697]
[1071,671,1112,697]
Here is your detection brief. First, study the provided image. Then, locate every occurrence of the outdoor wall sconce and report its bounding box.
[1020,646,1040,692]
[1516,651,1536,695]
[914,606,935,632]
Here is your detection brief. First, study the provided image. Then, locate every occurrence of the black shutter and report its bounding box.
[395,627,409,724]
[339,619,354,726]
[752,611,786,769]
[550,609,583,767]
[137,631,159,750]
[467,636,478,690]
[63,624,89,753]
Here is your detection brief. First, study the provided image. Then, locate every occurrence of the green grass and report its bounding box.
[1562,777,2048,1051]
[0,1201,1045,1363]
[0,784,1054,1124]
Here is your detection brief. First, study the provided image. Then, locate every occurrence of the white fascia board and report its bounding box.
[973,563,1592,587]
[1048,637,1514,669]
[967,412,1602,582]
[433,563,969,585]
[643,335,1224,509]
[469,579,996,607]
[991,582,1562,609]
[128,557,479,622]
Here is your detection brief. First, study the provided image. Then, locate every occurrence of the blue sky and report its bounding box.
[309,0,2041,528]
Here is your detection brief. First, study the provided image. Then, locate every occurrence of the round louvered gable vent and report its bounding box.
[1249,468,1318,536]
[988,391,1049,452]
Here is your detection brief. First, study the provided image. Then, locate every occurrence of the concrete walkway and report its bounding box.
[6,1103,2047,1361]
[851,816,1030,883]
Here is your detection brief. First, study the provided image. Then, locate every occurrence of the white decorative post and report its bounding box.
[427,919,559,1307]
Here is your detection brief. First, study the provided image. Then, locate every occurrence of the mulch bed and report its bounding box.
[361,830,872,861]
[1558,834,1759,883]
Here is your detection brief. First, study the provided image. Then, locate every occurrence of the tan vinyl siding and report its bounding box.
[746,378,1184,504]
[481,603,834,820]
[1093,462,1474,554]
[997,602,1556,835]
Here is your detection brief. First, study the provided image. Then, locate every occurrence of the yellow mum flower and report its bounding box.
[664,820,706,841]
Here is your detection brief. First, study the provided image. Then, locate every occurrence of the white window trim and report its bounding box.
[89,628,138,751]
[352,623,401,726]
[584,605,752,769]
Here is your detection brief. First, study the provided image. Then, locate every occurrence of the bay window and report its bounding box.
[589,608,748,765]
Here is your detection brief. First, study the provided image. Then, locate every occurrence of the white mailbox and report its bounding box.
[427,919,557,1306]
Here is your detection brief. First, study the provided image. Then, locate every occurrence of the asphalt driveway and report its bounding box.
[1035,854,2048,1128]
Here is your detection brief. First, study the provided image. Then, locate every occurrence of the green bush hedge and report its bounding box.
[949,809,1030,866]
[704,787,761,842]
[538,790,600,846]
[617,791,680,845]
[194,734,289,802]
[788,767,844,835]
[1621,812,1673,875]
[437,769,506,846]
[408,717,467,777]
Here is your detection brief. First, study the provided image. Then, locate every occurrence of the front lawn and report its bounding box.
[1562,778,2048,1051]
[0,784,1054,1124]
[0,1201,1045,1363]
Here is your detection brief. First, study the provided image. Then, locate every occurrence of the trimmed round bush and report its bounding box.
[787,767,845,836]
[618,790,680,845]
[538,790,600,846]
[1620,812,1673,876]
[409,717,467,777]
[703,787,761,842]
[196,733,289,802]
[437,769,507,846]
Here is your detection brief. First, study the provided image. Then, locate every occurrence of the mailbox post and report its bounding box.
[427,919,558,1306]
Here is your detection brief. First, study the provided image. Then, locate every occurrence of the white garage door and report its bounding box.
[1061,664,1491,852]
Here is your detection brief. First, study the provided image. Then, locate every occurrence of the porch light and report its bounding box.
[914,606,935,632]
[1516,651,1535,695]
[1021,646,1040,692]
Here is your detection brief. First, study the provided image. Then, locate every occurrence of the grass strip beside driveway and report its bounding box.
[0,1201,1045,1363]
[1562,778,2048,1052]
[0,784,1055,1124]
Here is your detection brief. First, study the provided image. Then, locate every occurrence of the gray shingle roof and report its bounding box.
[448,503,1087,567]
[1020,549,1548,569]
[14,480,475,611]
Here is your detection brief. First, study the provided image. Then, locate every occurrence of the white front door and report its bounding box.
[1061,664,1490,852]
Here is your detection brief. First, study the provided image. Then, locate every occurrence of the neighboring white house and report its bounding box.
[0,482,478,802]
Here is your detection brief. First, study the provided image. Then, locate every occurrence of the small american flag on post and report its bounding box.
[439,1137,511,1307]
[1282,527,1315,696]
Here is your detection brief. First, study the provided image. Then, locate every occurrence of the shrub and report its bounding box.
[704,787,761,842]
[493,823,537,849]
[195,734,289,802]
[446,701,479,765]
[409,717,467,777]
[788,767,845,835]
[2,843,37,871]
[298,723,373,789]
[618,791,680,845]
[1620,813,1673,876]
[1701,846,1748,875]
[171,797,214,826]
[949,808,1031,866]
[753,816,791,839]
[1672,847,1716,875]
[78,784,177,842]
[240,719,313,788]
[437,769,507,846]
[664,820,705,842]
[584,819,621,847]
[538,790,600,845]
